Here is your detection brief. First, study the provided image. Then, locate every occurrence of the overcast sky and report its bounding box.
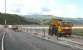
[0,0,83,18]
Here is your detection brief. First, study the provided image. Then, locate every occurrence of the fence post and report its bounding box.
[42,29,45,37]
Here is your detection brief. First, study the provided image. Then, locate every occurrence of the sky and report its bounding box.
[0,0,83,18]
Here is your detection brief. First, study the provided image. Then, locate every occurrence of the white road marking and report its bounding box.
[1,32,6,50]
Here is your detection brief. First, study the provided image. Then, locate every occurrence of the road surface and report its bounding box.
[0,28,81,50]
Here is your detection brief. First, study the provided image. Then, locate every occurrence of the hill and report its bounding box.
[0,13,83,25]
[0,13,28,25]
[24,15,83,25]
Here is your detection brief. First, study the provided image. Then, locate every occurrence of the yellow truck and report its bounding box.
[49,18,73,37]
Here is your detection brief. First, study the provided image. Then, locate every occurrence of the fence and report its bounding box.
[21,26,49,37]
[19,25,83,36]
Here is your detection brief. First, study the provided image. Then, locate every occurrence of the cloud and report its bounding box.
[0,0,5,13]
[0,0,81,18]
[42,4,78,18]
[63,4,78,18]
[7,0,43,14]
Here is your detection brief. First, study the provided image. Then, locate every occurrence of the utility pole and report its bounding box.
[5,0,7,25]
[4,0,7,28]
[1,1,7,50]
[5,19,6,25]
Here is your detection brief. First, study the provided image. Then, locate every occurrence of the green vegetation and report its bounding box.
[0,13,83,26]
[72,29,83,36]
[0,13,28,25]
[24,15,83,25]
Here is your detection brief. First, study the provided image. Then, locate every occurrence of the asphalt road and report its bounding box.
[0,32,3,50]
[0,28,81,50]
[0,29,79,50]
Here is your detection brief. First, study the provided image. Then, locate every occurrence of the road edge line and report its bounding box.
[1,32,6,50]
